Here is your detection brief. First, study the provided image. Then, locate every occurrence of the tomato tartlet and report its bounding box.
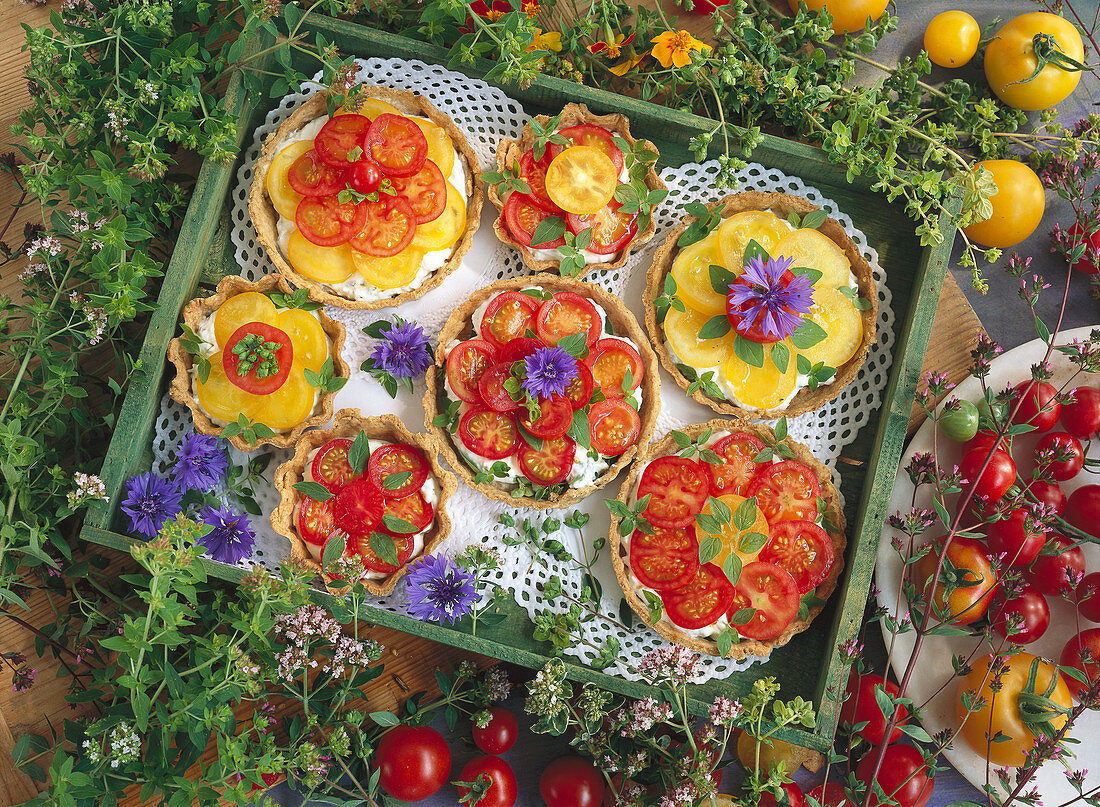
[271,410,456,596]
[487,103,664,277]
[424,274,659,509]
[168,274,349,451]
[249,87,483,309]
[645,192,877,418]
[609,418,846,658]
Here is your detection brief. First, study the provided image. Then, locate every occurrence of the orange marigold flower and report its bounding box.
[521,0,540,17]
[649,30,710,68]
[470,0,510,20]
[608,52,647,76]
[527,28,562,53]
[588,32,634,59]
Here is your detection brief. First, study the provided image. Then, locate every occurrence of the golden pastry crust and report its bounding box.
[167,274,349,452]
[644,191,878,418]
[487,102,664,277]
[608,417,846,659]
[249,87,483,310]
[423,273,660,510]
[270,409,457,596]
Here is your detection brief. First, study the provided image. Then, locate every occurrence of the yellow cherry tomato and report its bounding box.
[545,146,617,215]
[962,159,1046,248]
[214,292,278,346]
[286,230,358,283]
[924,11,981,68]
[984,12,1084,110]
[265,141,312,219]
[786,0,889,35]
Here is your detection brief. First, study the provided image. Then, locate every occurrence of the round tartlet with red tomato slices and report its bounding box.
[609,418,846,659]
[249,87,483,309]
[167,274,350,452]
[271,410,456,596]
[486,102,664,277]
[424,274,659,509]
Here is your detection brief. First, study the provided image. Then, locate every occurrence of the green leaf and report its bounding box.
[293,481,333,501]
[774,417,788,441]
[738,531,768,554]
[383,471,412,490]
[556,332,589,359]
[790,320,827,349]
[643,590,663,624]
[741,239,769,267]
[568,409,591,450]
[733,335,764,368]
[728,607,755,626]
[322,532,346,569]
[716,628,734,657]
[699,534,721,565]
[796,354,812,375]
[349,431,370,474]
[708,263,737,295]
[791,266,823,285]
[699,315,731,340]
[801,210,827,229]
[771,341,790,373]
[381,515,417,535]
[369,711,400,727]
[733,498,758,531]
[530,215,566,248]
[369,532,400,567]
[723,552,742,586]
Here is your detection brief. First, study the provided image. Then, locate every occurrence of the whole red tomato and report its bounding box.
[1061,628,1100,699]
[759,782,805,807]
[959,447,1017,502]
[1035,432,1084,482]
[375,725,452,802]
[1024,479,1066,516]
[1067,222,1100,275]
[838,671,908,745]
[1065,485,1100,540]
[855,744,935,807]
[1026,533,1086,595]
[541,756,605,807]
[1062,386,1100,438]
[1074,572,1100,622]
[808,782,855,807]
[911,535,998,625]
[457,755,518,807]
[985,508,1047,567]
[472,707,519,755]
[1012,381,1062,432]
[990,584,1050,644]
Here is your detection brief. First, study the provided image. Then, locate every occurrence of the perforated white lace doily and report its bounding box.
[152,58,897,684]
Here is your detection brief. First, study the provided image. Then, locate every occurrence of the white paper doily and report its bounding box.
[153,58,897,684]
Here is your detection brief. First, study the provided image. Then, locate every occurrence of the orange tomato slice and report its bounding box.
[545,146,617,215]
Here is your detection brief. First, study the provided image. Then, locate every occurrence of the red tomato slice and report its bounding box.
[345,530,414,574]
[587,338,644,397]
[536,292,602,346]
[380,490,434,534]
[314,114,372,167]
[745,461,821,523]
[760,520,834,593]
[223,321,293,395]
[631,540,699,593]
[708,432,766,496]
[459,406,519,460]
[295,195,368,247]
[297,496,336,546]
[311,438,364,493]
[588,398,641,456]
[388,159,447,224]
[661,563,736,630]
[548,124,625,174]
[287,149,348,197]
[348,196,417,256]
[519,149,563,213]
[362,113,428,178]
[518,435,576,486]
[519,395,573,439]
[564,362,595,411]
[502,192,565,249]
[566,202,638,255]
[480,291,541,349]
[498,336,546,365]
[638,456,710,528]
[446,339,498,403]
[478,363,520,412]
[367,444,430,500]
[632,523,700,555]
[333,479,384,537]
[729,561,799,640]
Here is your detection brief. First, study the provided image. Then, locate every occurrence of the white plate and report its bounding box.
[876,325,1100,800]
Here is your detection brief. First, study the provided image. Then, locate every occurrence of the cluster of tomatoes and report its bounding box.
[445,289,644,486]
[296,437,433,571]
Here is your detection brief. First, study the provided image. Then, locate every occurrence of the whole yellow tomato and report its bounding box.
[786,0,888,35]
[956,652,1072,767]
[984,12,1085,110]
[924,11,980,68]
[962,160,1046,248]
[910,535,998,625]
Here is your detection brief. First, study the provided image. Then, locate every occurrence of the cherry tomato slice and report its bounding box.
[745,461,821,523]
[459,406,519,460]
[478,363,520,412]
[502,192,565,249]
[587,338,644,397]
[389,159,447,224]
[638,456,711,528]
[630,539,699,592]
[729,561,800,640]
[566,202,638,255]
[345,530,414,574]
[519,149,562,213]
[333,479,385,537]
[708,432,766,496]
[662,563,736,630]
[380,490,434,534]
[367,444,430,500]
[536,292,602,346]
[297,496,336,546]
[518,435,576,486]
[760,520,834,593]
[362,113,428,177]
[287,149,348,197]
[498,336,545,366]
[312,438,363,493]
[480,291,541,349]
[519,395,573,439]
[295,195,368,247]
[564,362,596,411]
[348,196,417,257]
[222,321,293,395]
[588,398,641,456]
[314,114,372,167]
[548,124,625,175]
[446,339,498,403]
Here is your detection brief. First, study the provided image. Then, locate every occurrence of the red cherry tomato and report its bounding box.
[708,432,766,496]
[564,362,596,410]
[855,743,934,807]
[503,192,565,248]
[758,783,805,807]
[1066,485,1100,540]
[808,782,855,807]
[1026,533,1086,595]
[728,561,799,640]
[459,407,519,460]
[990,584,1050,644]
[457,756,517,807]
[477,363,520,412]
[519,396,574,440]
[725,269,798,345]
[540,756,605,807]
[480,292,541,350]
[367,444,430,499]
[296,496,335,547]
[588,398,641,456]
[1062,386,1100,438]
[446,339,498,404]
[548,125,625,174]
[314,114,372,167]
[745,461,821,523]
[959,446,1017,501]
[287,149,347,197]
[389,159,447,224]
[380,490,433,535]
[760,520,835,593]
[1012,380,1062,432]
[1075,572,1100,622]
[472,706,519,755]
[1068,222,1100,275]
[222,322,293,395]
[662,563,736,629]
[1024,479,1066,516]
[296,195,368,247]
[517,435,576,486]
[375,725,451,802]
[333,478,384,537]
[630,524,700,593]
[1060,628,1100,699]
[348,196,417,256]
[536,292,602,346]
[587,338,644,397]
[839,672,908,745]
[1035,431,1084,482]
[362,113,428,177]
[637,456,711,528]
[566,202,639,255]
[985,508,1046,567]
[519,149,562,213]
[312,438,362,493]
[348,159,383,194]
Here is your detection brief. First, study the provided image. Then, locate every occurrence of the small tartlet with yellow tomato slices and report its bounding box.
[249,87,483,310]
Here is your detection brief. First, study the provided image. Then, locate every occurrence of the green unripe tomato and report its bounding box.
[939,399,980,442]
[976,396,1008,432]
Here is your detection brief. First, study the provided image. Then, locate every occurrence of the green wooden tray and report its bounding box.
[80,15,955,751]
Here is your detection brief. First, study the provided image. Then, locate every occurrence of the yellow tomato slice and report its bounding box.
[700,493,770,571]
[413,118,455,177]
[773,228,852,289]
[344,98,401,119]
[545,146,617,215]
[286,229,357,283]
[196,352,250,423]
[214,292,278,347]
[275,308,330,373]
[669,236,727,316]
[798,286,863,369]
[717,211,792,270]
[351,247,425,289]
[664,305,736,368]
[265,141,312,219]
[722,340,797,410]
[248,370,314,430]
[411,182,466,250]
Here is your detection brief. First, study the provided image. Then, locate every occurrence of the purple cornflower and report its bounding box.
[404,554,478,625]
[120,472,183,538]
[370,320,432,379]
[197,505,256,565]
[522,346,578,399]
[725,254,814,341]
[172,433,228,492]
